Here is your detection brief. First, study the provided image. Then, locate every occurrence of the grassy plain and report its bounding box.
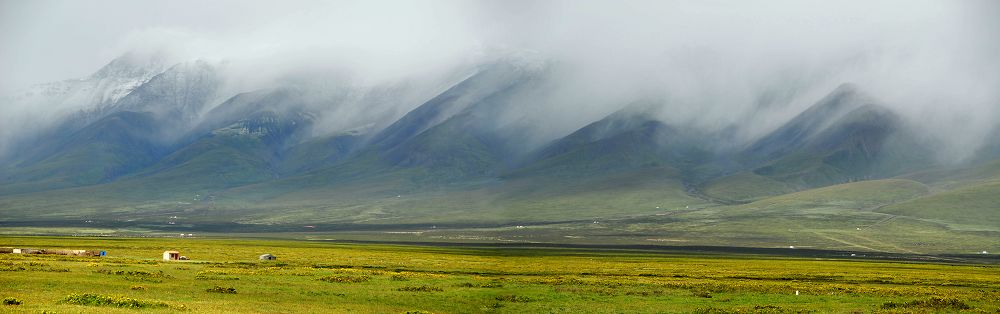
[1,161,997,258]
[2,236,999,313]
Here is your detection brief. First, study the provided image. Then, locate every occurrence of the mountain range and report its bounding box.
[0,54,996,253]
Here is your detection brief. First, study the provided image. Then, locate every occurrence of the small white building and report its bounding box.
[163,250,180,261]
[259,254,277,261]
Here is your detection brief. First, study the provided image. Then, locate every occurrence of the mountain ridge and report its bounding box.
[0,54,996,254]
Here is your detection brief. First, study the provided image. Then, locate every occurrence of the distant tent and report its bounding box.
[259,254,277,261]
[163,250,180,261]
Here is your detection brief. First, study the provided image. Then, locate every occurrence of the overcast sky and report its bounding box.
[2,1,995,91]
[1,0,998,160]
[0,0,322,92]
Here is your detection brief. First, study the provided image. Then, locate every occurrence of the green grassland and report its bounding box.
[0,157,997,256]
[0,176,996,255]
[1,236,999,313]
[702,172,797,203]
[879,180,1000,232]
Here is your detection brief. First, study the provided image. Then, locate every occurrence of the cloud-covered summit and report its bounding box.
[1,0,998,162]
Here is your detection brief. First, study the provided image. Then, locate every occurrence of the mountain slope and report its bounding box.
[277,133,364,175]
[0,50,996,256]
[0,52,169,163]
[702,172,797,203]
[510,107,711,179]
[283,61,544,182]
[0,59,224,196]
[0,111,164,195]
[5,52,169,120]
[367,62,534,150]
[122,89,321,191]
[111,60,220,126]
[743,84,869,163]
[744,87,934,188]
[878,179,1000,231]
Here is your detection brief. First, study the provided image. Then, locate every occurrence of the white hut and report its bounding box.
[163,250,180,261]
[259,254,277,261]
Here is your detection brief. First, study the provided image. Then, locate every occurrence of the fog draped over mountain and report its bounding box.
[1,0,998,162]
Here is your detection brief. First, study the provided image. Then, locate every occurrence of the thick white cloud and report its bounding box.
[1,0,997,160]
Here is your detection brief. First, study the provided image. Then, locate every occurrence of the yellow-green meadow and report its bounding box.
[2,236,998,313]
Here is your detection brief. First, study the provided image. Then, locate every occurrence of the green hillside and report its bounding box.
[480,166,706,222]
[744,89,936,189]
[206,165,705,225]
[648,179,995,253]
[679,179,931,231]
[0,112,163,195]
[132,134,278,190]
[735,179,930,211]
[277,133,361,174]
[896,159,1000,190]
[702,172,797,202]
[878,180,1000,231]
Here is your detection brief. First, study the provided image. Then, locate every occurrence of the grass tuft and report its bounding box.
[693,305,787,314]
[458,281,503,288]
[397,286,443,292]
[484,302,504,310]
[96,269,171,282]
[60,293,168,308]
[494,294,531,302]
[206,286,238,294]
[693,290,713,298]
[196,275,240,280]
[881,297,971,310]
[319,275,370,283]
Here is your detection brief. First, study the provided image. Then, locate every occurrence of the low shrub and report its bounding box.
[881,297,971,310]
[458,281,503,288]
[624,289,667,297]
[195,275,240,281]
[303,291,346,297]
[0,261,68,272]
[397,286,443,292]
[693,308,731,314]
[485,302,504,310]
[60,293,168,308]
[753,305,783,311]
[494,295,531,303]
[312,264,385,270]
[0,265,24,272]
[210,261,287,269]
[3,297,22,305]
[693,290,713,298]
[319,275,370,283]
[693,305,789,314]
[96,269,171,282]
[206,286,238,294]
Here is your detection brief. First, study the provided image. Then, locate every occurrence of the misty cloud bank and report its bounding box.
[1,0,998,162]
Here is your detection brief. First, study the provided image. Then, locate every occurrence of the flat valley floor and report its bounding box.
[1,236,998,313]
